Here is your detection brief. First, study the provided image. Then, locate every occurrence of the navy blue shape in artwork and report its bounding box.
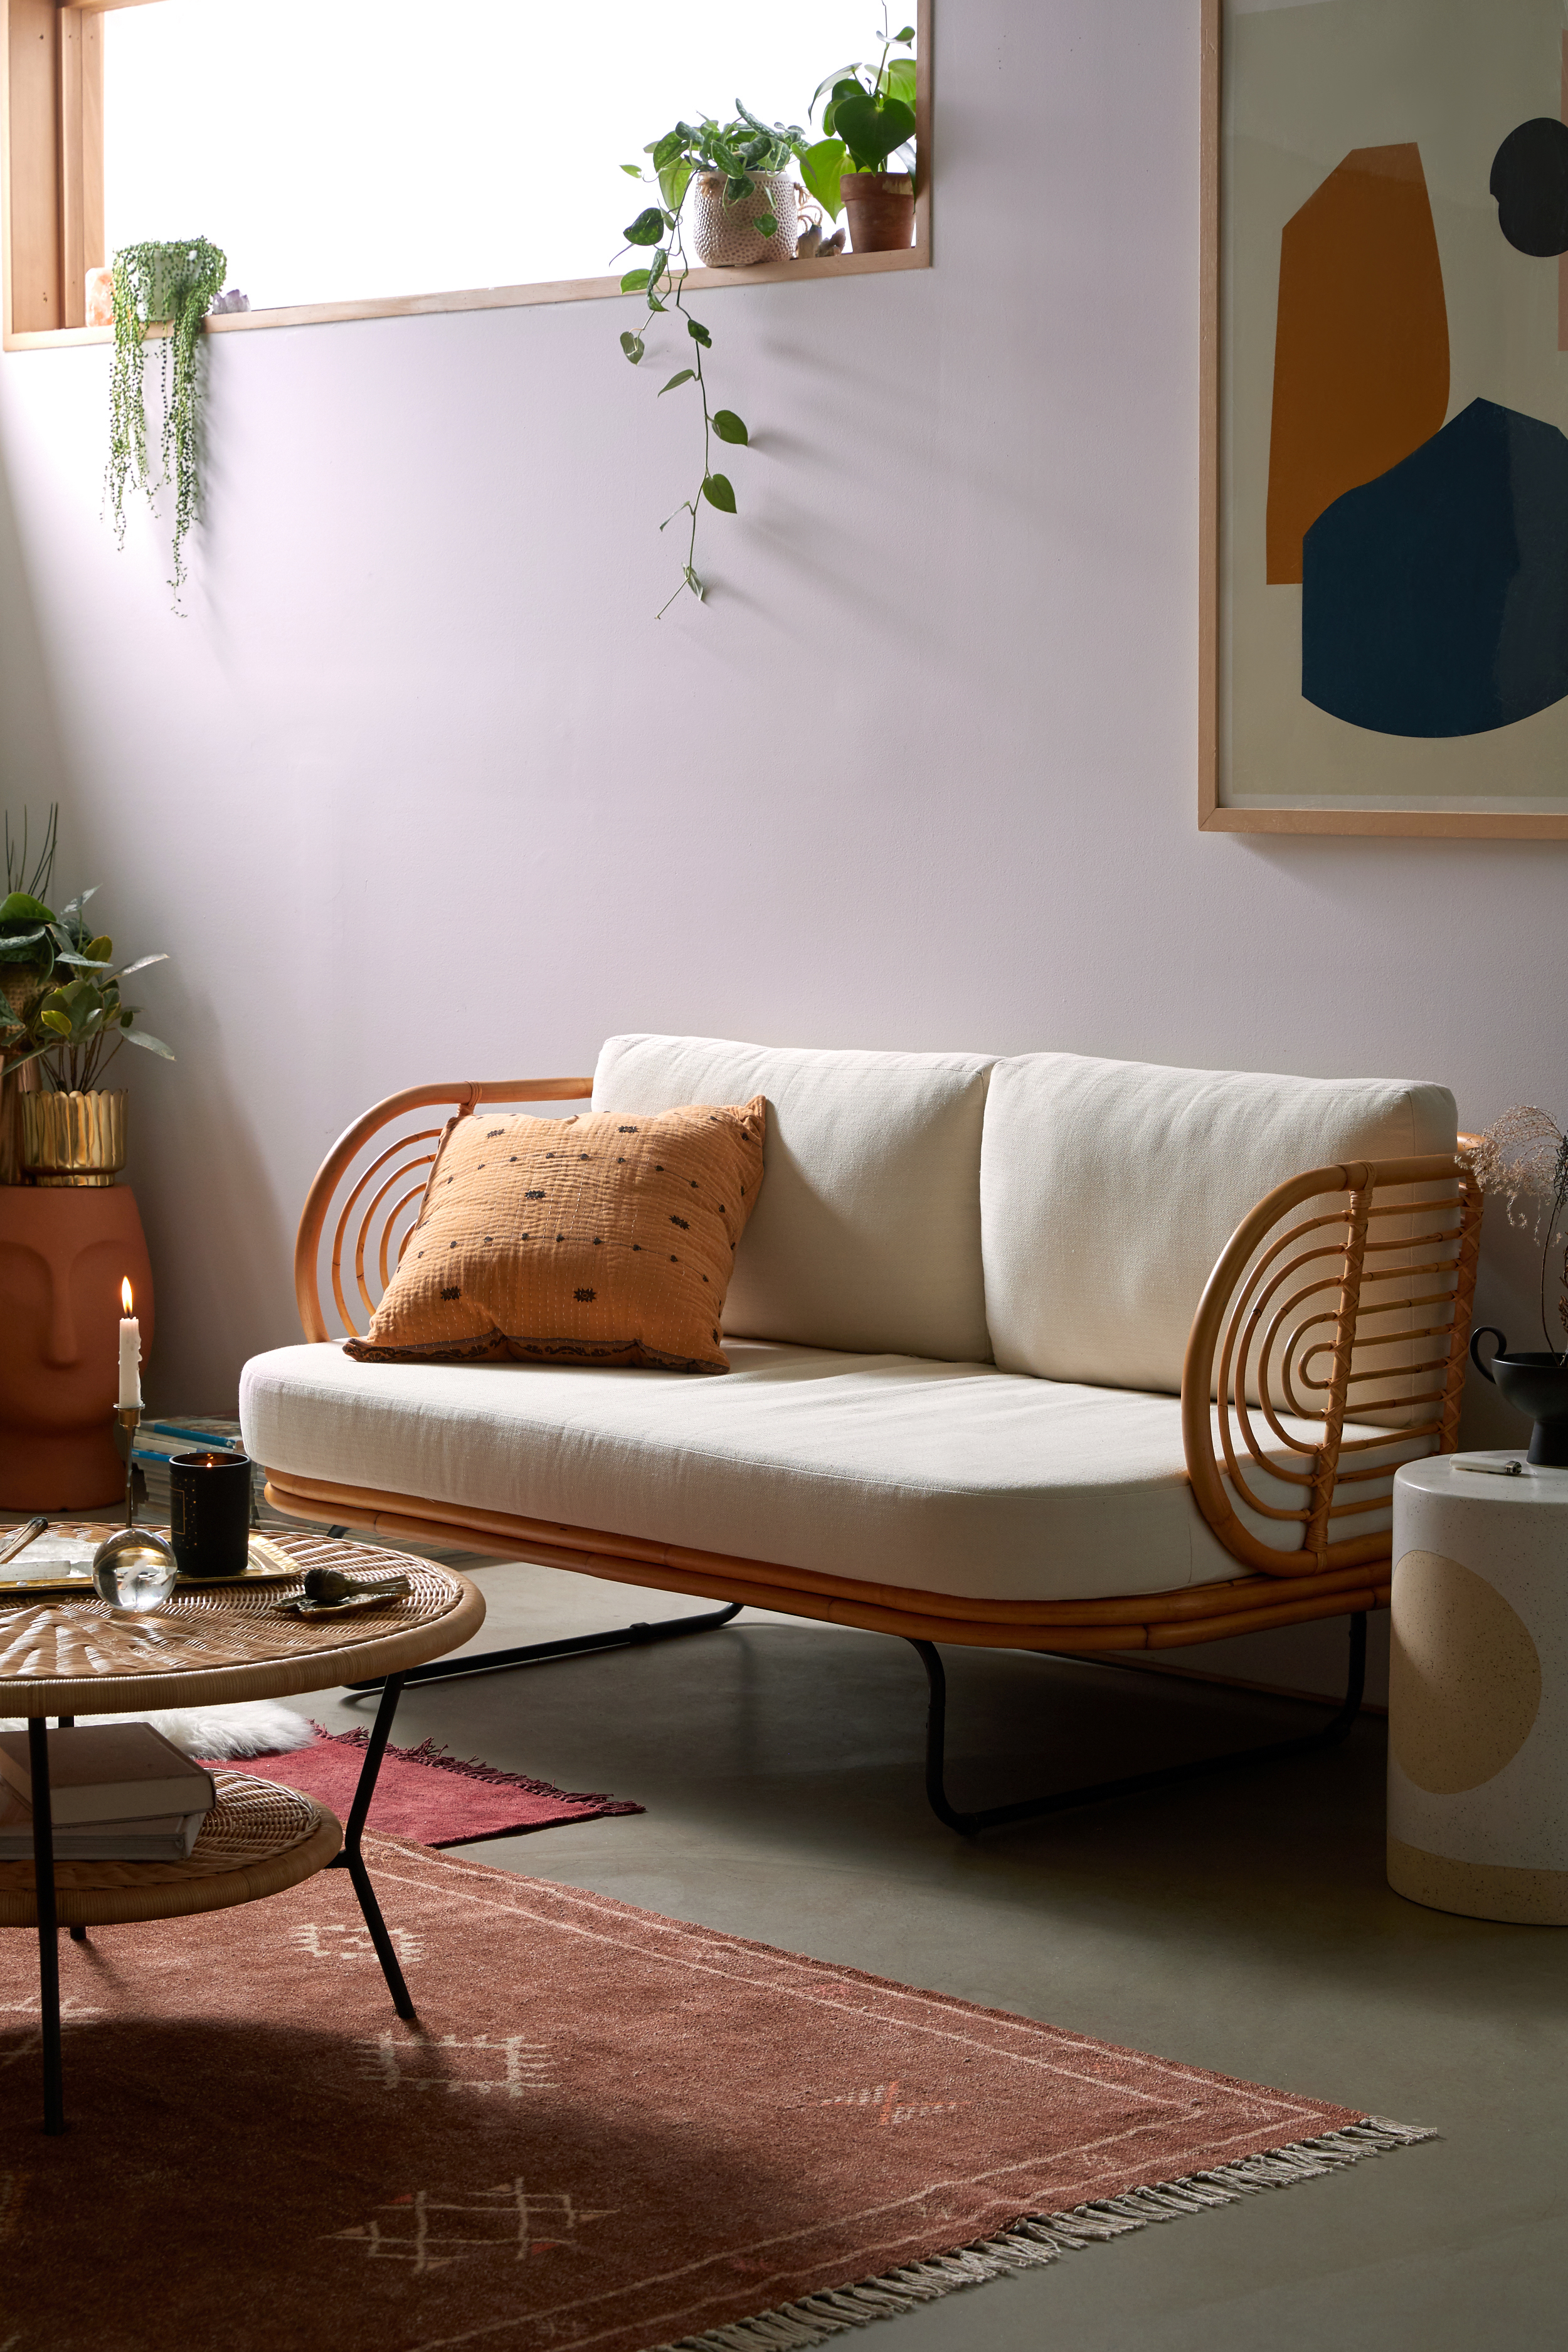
[1301,397,1568,737]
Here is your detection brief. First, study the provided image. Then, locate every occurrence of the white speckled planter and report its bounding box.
[1388,1455,1568,1924]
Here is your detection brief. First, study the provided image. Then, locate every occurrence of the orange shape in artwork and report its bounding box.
[1266,144,1449,585]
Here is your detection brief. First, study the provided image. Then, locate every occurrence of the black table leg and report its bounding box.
[28,1715,65,2134]
[325,1673,416,2021]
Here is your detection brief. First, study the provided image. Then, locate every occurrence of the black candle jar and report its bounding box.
[168,1449,252,1578]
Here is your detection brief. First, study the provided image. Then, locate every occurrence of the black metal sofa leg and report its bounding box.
[345,1600,743,1693]
[914,1613,1369,1836]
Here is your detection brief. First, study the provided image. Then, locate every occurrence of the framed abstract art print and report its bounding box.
[1202,0,1568,834]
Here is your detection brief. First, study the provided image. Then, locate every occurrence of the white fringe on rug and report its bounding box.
[654,2116,1435,2352]
[0,1700,314,1758]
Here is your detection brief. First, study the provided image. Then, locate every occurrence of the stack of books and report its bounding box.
[0,1724,216,1860]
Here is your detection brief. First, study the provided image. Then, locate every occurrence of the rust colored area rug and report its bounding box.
[0,1838,1431,2352]
[208,1725,644,1845]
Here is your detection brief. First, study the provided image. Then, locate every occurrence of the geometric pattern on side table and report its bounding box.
[1388,1454,1568,1925]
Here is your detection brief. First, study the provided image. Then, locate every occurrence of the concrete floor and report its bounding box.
[310,1558,1566,2352]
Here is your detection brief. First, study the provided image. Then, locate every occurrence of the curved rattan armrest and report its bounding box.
[294,1076,593,1341]
[1181,1152,1483,1579]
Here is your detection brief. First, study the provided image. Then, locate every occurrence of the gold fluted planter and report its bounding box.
[19,1089,128,1187]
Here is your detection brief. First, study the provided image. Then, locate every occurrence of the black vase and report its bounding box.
[1470,1328,1568,1465]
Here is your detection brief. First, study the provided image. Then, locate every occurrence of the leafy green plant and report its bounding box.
[106,237,227,605]
[1,805,60,987]
[802,14,917,219]
[0,814,173,1093]
[617,107,811,618]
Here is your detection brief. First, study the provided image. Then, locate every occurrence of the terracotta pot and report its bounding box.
[840,172,915,253]
[20,1088,128,1186]
[691,170,799,267]
[0,1185,153,1509]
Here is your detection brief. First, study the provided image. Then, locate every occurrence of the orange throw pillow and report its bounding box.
[343,1098,766,1374]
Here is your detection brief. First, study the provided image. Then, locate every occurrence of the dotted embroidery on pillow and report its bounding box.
[357,1095,764,1371]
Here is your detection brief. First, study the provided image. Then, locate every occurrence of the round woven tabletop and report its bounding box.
[0,1527,485,1715]
[0,1771,341,1929]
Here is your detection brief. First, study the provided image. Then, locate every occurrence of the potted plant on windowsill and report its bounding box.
[616,105,813,616]
[802,14,918,254]
[106,236,227,607]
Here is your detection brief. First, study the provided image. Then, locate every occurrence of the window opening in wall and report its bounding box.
[92,0,915,316]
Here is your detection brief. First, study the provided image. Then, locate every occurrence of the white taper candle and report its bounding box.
[118,1276,142,1409]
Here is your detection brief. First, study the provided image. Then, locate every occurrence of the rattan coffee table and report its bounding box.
[0,1525,485,2134]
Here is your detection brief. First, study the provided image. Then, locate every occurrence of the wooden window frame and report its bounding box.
[3,0,931,351]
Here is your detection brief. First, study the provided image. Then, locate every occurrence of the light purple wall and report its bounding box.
[0,0,1547,1490]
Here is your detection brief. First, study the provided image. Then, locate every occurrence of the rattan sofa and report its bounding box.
[239,1036,1481,1828]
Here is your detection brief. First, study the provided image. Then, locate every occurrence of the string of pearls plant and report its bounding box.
[105,238,226,608]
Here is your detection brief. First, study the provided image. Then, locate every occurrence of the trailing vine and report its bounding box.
[617,110,810,618]
[106,238,227,606]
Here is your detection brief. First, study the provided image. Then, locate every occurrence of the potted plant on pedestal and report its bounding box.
[0,813,173,1507]
[0,805,58,1185]
[803,14,918,253]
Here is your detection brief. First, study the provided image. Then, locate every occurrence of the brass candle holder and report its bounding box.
[114,1404,142,1528]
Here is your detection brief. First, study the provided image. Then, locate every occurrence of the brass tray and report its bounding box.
[0,1527,304,1599]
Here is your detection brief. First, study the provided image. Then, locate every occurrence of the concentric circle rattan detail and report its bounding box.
[0,1530,484,1714]
[1182,1155,1483,1578]
[0,1771,341,1928]
[295,1078,594,1342]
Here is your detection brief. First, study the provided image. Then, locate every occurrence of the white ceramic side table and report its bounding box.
[1388,1454,1568,1925]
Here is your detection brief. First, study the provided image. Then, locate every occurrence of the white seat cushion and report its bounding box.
[240,1340,1400,1606]
[592,1034,995,1362]
[981,1052,1458,1394]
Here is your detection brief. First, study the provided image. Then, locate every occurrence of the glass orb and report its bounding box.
[92,1528,179,1615]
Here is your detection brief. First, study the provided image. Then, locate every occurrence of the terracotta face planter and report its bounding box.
[840,172,915,253]
[0,1187,153,1509]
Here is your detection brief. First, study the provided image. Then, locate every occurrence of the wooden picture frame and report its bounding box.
[1201,0,1568,839]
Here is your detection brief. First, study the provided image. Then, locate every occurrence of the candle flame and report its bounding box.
[121,1278,134,1315]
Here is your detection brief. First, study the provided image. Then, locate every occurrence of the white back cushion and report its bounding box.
[981,1053,1458,1392]
[594,1034,995,1359]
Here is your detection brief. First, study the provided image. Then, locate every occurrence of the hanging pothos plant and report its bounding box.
[617,109,810,619]
[105,238,227,607]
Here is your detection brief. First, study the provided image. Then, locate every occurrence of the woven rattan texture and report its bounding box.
[0,1528,482,1714]
[0,1771,340,1928]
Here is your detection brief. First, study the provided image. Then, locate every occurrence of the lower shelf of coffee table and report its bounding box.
[0,1772,341,1928]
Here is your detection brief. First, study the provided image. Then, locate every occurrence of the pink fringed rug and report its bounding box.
[0,1838,1433,2352]
[206,1726,642,1845]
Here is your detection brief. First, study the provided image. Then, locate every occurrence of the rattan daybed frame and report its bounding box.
[262,1078,1483,1830]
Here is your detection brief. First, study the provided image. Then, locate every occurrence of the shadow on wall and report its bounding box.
[125,983,292,1416]
[0,445,72,825]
